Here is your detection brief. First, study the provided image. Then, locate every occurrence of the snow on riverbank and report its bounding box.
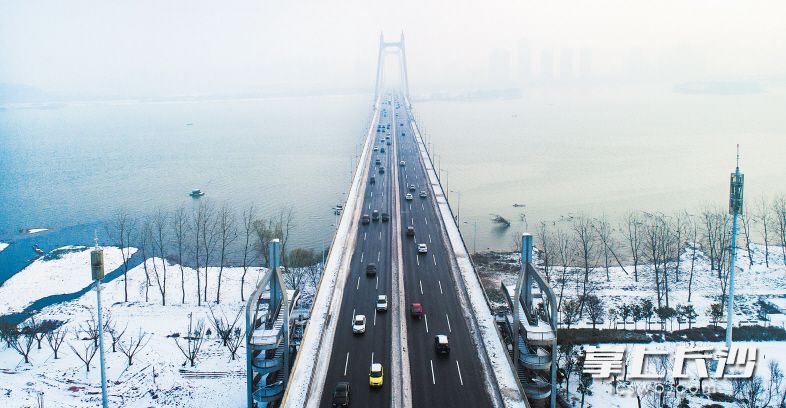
[0,246,135,315]
[0,255,268,408]
[0,242,8,252]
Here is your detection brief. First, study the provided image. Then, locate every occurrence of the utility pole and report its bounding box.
[726,145,744,347]
[90,232,109,408]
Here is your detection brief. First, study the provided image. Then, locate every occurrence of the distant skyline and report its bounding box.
[2,0,786,99]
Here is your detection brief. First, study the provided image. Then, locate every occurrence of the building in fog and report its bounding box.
[559,48,574,80]
[517,40,532,84]
[539,49,554,81]
[579,47,592,80]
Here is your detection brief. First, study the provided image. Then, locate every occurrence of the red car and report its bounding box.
[361,214,370,225]
[410,303,423,318]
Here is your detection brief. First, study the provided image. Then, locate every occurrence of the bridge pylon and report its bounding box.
[374,32,411,105]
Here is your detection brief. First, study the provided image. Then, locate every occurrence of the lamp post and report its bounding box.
[726,145,744,347]
[90,234,109,408]
[450,190,461,224]
[439,169,449,193]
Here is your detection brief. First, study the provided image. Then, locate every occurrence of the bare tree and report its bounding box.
[583,295,605,330]
[755,196,772,268]
[225,328,244,360]
[152,208,169,305]
[561,299,580,329]
[253,218,275,268]
[77,312,100,347]
[9,330,35,364]
[686,215,699,302]
[207,305,243,347]
[174,313,206,367]
[191,202,210,306]
[137,219,153,302]
[624,212,644,282]
[278,206,296,272]
[172,204,190,304]
[740,203,755,267]
[216,203,238,304]
[554,228,573,312]
[45,326,67,359]
[287,248,319,293]
[774,196,786,266]
[240,204,258,301]
[68,335,98,372]
[200,202,220,303]
[571,215,598,317]
[108,208,136,302]
[535,221,552,279]
[595,216,614,281]
[118,329,150,366]
[107,321,127,353]
[671,212,687,282]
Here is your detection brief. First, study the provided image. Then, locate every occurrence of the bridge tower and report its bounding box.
[374,32,411,105]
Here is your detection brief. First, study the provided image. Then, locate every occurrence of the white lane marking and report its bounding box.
[424,314,429,333]
[446,314,452,332]
[409,204,412,211]
[430,360,436,385]
[344,352,350,376]
[352,308,356,319]
[419,280,423,294]
[439,280,443,294]
[374,309,377,326]
[368,203,371,209]
[429,233,432,243]
[371,192,373,198]
[416,255,419,266]
[422,203,424,210]
[379,231,382,240]
[377,251,381,262]
[364,232,367,241]
[433,254,437,265]
[411,217,414,224]
[356,276,360,290]
[382,191,384,199]
[371,352,375,364]
[456,361,464,385]
[376,275,379,290]
[361,252,364,263]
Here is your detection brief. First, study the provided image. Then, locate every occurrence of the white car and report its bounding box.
[353,315,367,334]
[399,160,405,166]
[376,295,388,312]
[418,244,428,254]
[419,190,427,198]
[405,193,413,201]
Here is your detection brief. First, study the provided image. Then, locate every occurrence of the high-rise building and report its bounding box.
[488,48,511,87]
[579,47,592,80]
[517,40,532,83]
[559,48,574,80]
[539,49,554,81]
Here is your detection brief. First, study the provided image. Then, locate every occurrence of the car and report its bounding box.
[406,226,415,237]
[405,193,413,201]
[401,132,405,137]
[381,212,390,222]
[418,243,428,253]
[369,176,376,184]
[386,141,390,146]
[373,147,379,152]
[353,315,366,334]
[369,363,384,387]
[361,214,370,225]
[434,335,450,354]
[380,147,386,153]
[399,160,405,166]
[375,158,381,165]
[366,263,377,277]
[379,166,385,174]
[372,210,380,222]
[376,295,388,311]
[419,190,427,198]
[410,303,423,318]
[409,184,416,191]
[332,382,351,407]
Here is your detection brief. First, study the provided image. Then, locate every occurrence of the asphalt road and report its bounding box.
[320,93,492,407]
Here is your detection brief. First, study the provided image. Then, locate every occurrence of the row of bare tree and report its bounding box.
[106,201,320,306]
[533,196,786,318]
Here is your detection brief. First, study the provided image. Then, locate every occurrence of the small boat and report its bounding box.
[334,204,343,215]
[189,189,205,198]
[32,244,45,255]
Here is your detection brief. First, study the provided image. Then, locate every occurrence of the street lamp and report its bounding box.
[439,169,449,193]
[450,190,461,224]
[90,233,109,408]
[462,220,478,255]
[726,145,744,347]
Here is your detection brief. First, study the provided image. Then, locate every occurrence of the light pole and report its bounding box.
[726,145,744,347]
[462,220,478,255]
[439,169,448,193]
[90,233,109,408]
[450,190,461,224]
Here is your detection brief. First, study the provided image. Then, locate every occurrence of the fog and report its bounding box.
[2,0,786,99]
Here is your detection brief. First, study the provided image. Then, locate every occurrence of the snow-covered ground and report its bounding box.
[0,246,136,315]
[0,242,8,252]
[0,252,269,407]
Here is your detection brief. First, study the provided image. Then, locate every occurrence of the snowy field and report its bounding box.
[0,246,135,315]
[0,248,270,407]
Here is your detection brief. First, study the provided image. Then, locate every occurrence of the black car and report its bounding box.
[380,147,386,153]
[366,263,377,277]
[372,210,380,221]
[369,176,376,184]
[332,382,351,407]
[379,166,385,174]
[381,213,390,222]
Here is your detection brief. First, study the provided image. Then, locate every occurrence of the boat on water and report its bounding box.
[190,189,205,198]
[334,204,343,215]
[32,244,44,255]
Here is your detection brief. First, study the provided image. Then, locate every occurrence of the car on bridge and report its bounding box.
[375,158,381,165]
[366,263,377,277]
[409,184,416,191]
[352,315,366,334]
[369,363,384,388]
[419,190,427,198]
[399,160,405,166]
[405,193,413,201]
[332,382,351,407]
[418,243,428,254]
[435,335,450,354]
[369,176,375,184]
[361,214,370,224]
[376,295,388,312]
[373,146,379,152]
[386,140,391,146]
[410,303,423,318]
[372,210,379,222]
[381,212,390,222]
[406,226,415,237]
[379,166,385,174]
[380,147,386,153]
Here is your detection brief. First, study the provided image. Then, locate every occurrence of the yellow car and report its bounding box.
[369,363,384,387]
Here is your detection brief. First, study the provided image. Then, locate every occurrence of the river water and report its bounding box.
[1,83,785,266]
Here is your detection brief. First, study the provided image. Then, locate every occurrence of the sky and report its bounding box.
[1,0,786,99]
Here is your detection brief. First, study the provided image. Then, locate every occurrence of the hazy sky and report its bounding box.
[2,0,785,98]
